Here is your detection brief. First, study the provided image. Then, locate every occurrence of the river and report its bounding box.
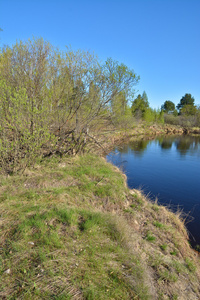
[107,135,200,249]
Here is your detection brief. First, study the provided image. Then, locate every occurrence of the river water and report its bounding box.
[107,135,200,248]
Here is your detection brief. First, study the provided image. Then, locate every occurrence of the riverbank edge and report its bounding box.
[1,148,200,298]
[92,123,200,155]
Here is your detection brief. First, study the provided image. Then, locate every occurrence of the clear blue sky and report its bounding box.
[1,0,200,108]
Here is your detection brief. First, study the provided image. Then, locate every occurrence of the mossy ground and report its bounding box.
[1,154,200,299]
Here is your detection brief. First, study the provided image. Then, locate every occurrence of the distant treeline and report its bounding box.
[132,93,200,127]
[160,96,200,127]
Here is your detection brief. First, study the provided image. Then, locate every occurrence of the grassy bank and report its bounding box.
[1,154,200,299]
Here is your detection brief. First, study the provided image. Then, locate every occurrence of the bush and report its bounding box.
[0,81,56,174]
[164,114,180,126]
[143,108,164,124]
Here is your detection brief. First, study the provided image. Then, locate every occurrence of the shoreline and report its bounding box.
[1,126,200,298]
[92,123,200,155]
[102,125,200,251]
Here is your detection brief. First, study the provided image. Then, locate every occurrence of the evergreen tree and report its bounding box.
[131,91,149,118]
[161,100,175,113]
[177,94,195,111]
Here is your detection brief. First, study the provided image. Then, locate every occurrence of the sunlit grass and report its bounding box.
[0,153,200,299]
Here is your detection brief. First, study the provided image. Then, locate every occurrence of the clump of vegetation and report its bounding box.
[161,94,200,128]
[131,91,164,124]
[0,38,140,174]
[146,232,156,242]
[160,244,168,251]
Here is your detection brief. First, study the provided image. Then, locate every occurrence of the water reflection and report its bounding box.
[127,140,149,157]
[120,135,200,157]
[107,134,200,248]
[158,137,173,150]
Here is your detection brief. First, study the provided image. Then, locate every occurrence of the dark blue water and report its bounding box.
[107,135,200,248]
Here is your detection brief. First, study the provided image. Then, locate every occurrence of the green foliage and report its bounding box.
[161,100,175,113]
[131,91,164,124]
[111,91,135,129]
[173,109,178,116]
[1,37,199,176]
[131,91,149,118]
[153,221,164,228]
[155,109,165,124]
[143,108,154,123]
[143,108,164,124]
[180,104,197,116]
[185,258,196,273]
[142,91,148,103]
[177,93,196,115]
[146,233,156,242]
[163,93,199,126]
[160,244,168,251]
[170,250,178,256]
[0,80,55,174]
[158,270,178,283]
[0,38,140,173]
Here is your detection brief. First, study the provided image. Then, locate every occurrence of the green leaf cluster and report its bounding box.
[131,91,149,118]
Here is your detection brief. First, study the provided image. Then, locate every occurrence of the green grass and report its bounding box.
[0,154,151,299]
[153,221,164,228]
[0,206,148,299]
[160,244,168,251]
[158,270,178,283]
[185,258,196,273]
[146,233,156,242]
[0,153,200,299]
[170,250,178,256]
